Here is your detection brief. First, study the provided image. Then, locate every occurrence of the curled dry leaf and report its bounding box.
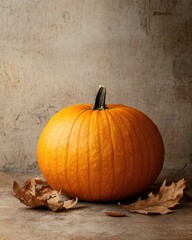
[12,177,78,212]
[104,212,127,217]
[122,179,186,215]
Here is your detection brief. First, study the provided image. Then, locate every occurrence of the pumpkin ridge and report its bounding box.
[106,110,127,200]
[140,114,161,184]
[53,113,81,190]
[116,112,136,190]
[96,111,102,200]
[119,108,151,191]
[86,111,92,200]
[123,109,152,193]
[127,108,164,183]
[104,110,115,199]
[114,111,131,199]
[115,111,143,196]
[53,112,82,192]
[54,120,69,190]
[65,109,88,197]
[134,113,152,188]
[76,110,90,200]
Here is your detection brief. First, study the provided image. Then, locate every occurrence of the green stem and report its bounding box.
[92,86,108,110]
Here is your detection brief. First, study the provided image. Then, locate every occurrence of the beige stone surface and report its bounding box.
[0,0,191,172]
[0,172,192,240]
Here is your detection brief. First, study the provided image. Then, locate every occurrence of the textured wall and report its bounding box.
[0,0,191,172]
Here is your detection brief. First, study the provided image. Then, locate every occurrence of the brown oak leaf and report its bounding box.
[122,178,186,215]
[12,177,78,212]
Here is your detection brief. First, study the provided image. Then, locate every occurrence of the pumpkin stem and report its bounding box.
[92,85,108,110]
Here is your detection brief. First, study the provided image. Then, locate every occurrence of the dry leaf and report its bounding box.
[122,179,186,215]
[104,212,127,217]
[34,177,48,185]
[12,177,78,212]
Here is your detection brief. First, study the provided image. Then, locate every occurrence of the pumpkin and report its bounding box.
[37,86,164,201]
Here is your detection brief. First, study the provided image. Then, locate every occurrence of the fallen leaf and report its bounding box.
[104,212,127,217]
[12,177,78,212]
[122,179,186,215]
[34,177,48,185]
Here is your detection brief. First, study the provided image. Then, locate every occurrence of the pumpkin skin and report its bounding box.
[37,87,164,201]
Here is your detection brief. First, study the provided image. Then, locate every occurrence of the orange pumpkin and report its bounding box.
[37,86,164,201]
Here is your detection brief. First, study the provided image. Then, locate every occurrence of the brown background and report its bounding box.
[0,0,191,173]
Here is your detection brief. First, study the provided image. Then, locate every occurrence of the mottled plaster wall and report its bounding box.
[0,0,191,172]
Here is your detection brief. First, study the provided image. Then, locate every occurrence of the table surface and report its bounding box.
[0,172,192,240]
